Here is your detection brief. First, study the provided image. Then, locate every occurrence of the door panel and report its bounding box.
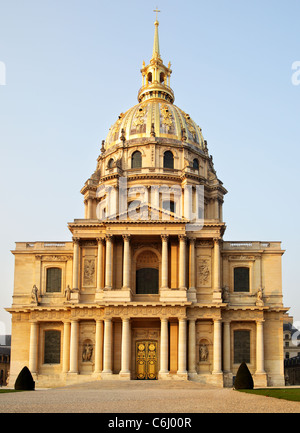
[136,341,158,379]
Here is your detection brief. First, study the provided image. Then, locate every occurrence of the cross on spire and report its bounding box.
[153,7,160,22]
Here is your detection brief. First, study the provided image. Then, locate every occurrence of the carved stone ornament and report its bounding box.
[198,260,210,286]
[83,258,96,287]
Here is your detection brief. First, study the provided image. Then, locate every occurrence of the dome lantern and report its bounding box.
[138,14,174,104]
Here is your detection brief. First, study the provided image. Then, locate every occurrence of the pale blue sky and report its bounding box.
[0,0,300,333]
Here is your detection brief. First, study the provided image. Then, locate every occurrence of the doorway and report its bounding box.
[136,341,158,379]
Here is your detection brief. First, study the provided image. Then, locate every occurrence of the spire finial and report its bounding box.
[152,7,161,59]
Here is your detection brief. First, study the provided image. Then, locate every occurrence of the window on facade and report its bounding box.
[163,151,174,169]
[46,268,62,293]
[234,330,250,364]
[44,330,61,364]
[193,158,199,170]
[131,151,142,169]
[234,267,249,292]
[108,158,114,169]
[136,268,159,294]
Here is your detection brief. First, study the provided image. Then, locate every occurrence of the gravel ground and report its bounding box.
[0,380,300,413]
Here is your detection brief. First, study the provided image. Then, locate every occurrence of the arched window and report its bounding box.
[108,158,114,169]
[160,72,165,84]
[46,268,62,293]
[193,158,199,171]
[234,267,249,292]
[163,150,174,169]
[147,72,152,84]
[131,150,142,169]
[44,330,61,364]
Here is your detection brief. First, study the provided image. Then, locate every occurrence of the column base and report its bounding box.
[212,291,222,303]
[119,371,131,380]
[223,372,233,388]
[103,289,132,301]
[187,288,197,302]
[101,371,113,379]
[188,371,197,380]
[176,371,188,380]
[160,289,188,302]
[254,372,267,387]
[211,372,224,387]
[94,289,104,301]
[70,289,80,303]
[158,371,170,380]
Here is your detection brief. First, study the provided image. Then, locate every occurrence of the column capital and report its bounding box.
[72,237,80,244]
[122,234,131,241]
[105,234,114,241]
[96,237,105,244]
[178,234,187,242]
[161,234,169,242]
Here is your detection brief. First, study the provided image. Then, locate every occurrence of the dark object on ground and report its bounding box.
[14,366,35,390]
[234,362,254,389]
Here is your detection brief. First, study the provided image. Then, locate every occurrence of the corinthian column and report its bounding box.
[255,320,265,374]
[161,235,169,289]
[29,321,38,374]
[120,318,131,378]
[122,234,131,290]
[62,321,71,373]
[72,237,80,291]
[69,320,79,374]
[159,318,169,377]
[94,320,104,374]
[177,318,187,376]
[212,238,222,302]
[96,238,105,291]
[178,235,187,290]
[212,319,222,374]
[105,235,113,290]
[102,318,113,375]
[188,319,196,376]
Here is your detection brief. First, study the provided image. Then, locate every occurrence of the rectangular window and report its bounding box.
[234,267,249,292]
[234,330,250,364]
[46,268,62,293]
[44,330,61,364]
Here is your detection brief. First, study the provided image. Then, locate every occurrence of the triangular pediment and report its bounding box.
[106,202,187,223]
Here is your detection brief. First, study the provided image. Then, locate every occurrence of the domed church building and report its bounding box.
[7,17,288,388]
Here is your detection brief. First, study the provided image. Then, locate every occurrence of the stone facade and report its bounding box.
[6,19,288,388]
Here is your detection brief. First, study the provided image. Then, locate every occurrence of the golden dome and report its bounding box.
[105,100,206,150]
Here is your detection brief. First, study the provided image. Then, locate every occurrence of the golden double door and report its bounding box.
[136,341,158,380]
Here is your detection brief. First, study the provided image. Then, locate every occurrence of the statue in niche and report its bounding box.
[199,344,209,362]
[256,288,264,306]
[82,343,93,362]
[64,285,71,301]
[222,286,230,303]
[31,285,39,305]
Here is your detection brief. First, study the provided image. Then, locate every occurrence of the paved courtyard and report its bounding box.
[0,380,300,413]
